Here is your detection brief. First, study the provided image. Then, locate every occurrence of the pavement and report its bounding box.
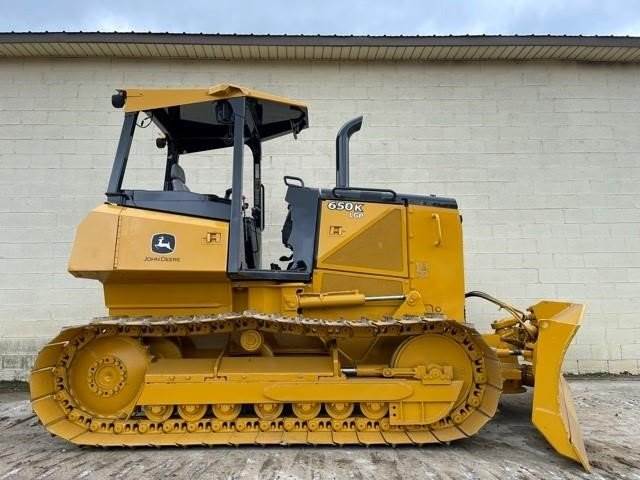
[0,378,638,480]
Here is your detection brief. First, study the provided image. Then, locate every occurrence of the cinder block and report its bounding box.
[620,344,640,360]
[577,360,608,374]
[552,254,584,268]
[562,359,579,373]
[555,283,587,299]
[0,369,28,382]
[574,327,607,345]
[564,344,591,361]
[1,354,32,370]
[590,343,620,361]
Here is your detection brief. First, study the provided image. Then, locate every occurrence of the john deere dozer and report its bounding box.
[29,84,589,470]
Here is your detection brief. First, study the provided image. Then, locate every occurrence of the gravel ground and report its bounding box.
[0,378,638,480]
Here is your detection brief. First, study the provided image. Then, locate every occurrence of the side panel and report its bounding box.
[68,204,122,280]
[313,199,464,322]
[115,207,228,274]
[69,205,233,316]
[407,204,465,320]
[310,200,408,320]
[108,208,232,315]
[104,282,232,317]
[316,200,408,278]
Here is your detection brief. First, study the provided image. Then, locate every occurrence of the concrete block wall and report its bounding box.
[0,57,639,380]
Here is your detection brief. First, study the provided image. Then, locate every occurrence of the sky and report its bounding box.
[1,0,640,36]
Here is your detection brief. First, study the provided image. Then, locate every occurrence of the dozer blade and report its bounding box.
[529,301,590,472]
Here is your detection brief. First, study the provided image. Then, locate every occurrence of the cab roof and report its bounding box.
[123,83,307,112]
[120,83,308,153]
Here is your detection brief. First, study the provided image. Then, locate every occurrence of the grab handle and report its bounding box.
[332,187,396,201]
[432,213,442,247]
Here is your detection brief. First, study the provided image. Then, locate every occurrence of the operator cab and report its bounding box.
[107,84,313,281]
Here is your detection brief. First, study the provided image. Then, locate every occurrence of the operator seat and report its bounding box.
[281,208,293,250]
[279,206,304,271]
[170,164,190,192]
[279,177,319,272]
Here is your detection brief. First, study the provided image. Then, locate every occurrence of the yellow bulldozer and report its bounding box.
[29,84,589,470]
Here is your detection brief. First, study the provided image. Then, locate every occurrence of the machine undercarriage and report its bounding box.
[32,314,501,446]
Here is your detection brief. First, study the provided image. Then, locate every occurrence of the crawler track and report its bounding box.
[29,313,502,446]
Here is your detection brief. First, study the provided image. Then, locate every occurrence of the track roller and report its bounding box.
[177,404,208,422]
[254,403,284,420]
[143,405,173,422]
[212,403,241,421]
[360,402,389,420]
[292,402,321,420]
[325,402,354,419]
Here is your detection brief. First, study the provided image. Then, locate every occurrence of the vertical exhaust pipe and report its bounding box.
[336,116,363,188]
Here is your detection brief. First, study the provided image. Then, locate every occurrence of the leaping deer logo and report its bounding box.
[155,236,173,251]
[151,233,176,254]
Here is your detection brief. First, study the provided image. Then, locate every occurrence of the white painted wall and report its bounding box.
[1,57,639,379]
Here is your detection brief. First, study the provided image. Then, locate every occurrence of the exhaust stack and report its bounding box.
[335,116,363,188]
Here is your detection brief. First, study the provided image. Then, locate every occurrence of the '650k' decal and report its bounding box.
[327,201,365,218]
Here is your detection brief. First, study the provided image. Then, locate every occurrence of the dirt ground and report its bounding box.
[0,378,638,480]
